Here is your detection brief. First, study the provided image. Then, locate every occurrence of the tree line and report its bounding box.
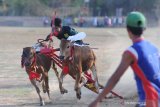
[0,0,159,18]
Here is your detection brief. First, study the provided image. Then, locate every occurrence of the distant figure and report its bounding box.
[118,16,123,26]
[79,17,85,27]
[43,16,49,27]
[112,16,117,27]
[73,17,78,26]
[104,16,112,27]
[93,17,98,27]
[108,17,112,27]
[104,16,108,27]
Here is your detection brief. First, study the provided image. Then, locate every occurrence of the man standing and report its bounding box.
[89,11,160,107]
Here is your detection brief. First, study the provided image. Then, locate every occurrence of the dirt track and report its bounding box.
[0,27,159,107]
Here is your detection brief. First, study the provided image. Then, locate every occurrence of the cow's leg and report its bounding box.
[40,66,50,100]
[79,73,88,88]
[90,64,100,93]
[59,71,68,94]
[74,64,82,100]
[42,77,46,93]
[52,62,62,92]
[44,72,50,99]
[30,79,45,106]
[75,72,82,99]
[52,63,60,81]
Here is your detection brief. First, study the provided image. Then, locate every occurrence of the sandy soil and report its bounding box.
[0,27,159,107]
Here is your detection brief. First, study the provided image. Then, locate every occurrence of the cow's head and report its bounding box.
[59,39,72,60]
[22,47,36,67]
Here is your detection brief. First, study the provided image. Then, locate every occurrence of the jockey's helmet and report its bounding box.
[51,17,62,27]
[51,17,62,36]
[54,17,62,27]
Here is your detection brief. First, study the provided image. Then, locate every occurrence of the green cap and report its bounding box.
[126,11,146,28]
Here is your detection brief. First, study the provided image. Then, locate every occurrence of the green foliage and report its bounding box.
[39,0,50,5]
[71,0,83,7]
[0,0,159,16]
[4,0,52,16]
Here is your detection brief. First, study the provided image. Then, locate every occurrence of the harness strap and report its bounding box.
[28,53,40,80]
[69,45,74,61]
[49,32,53,41]
[31,53,37,68]
[61,45,75,74]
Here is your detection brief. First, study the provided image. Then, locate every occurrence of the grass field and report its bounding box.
[0,27,159,107]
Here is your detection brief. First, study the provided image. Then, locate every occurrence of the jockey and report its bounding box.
[45,17,92,82]
[45,17,88,45]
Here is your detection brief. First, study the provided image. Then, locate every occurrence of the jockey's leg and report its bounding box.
[75,40,89,45]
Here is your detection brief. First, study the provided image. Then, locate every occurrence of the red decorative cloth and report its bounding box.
[29,71,40,80]
[40,48,52,54]
[63,66,69,74]
[85,71,95,83]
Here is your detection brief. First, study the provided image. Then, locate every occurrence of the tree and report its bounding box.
[0,0,159,18]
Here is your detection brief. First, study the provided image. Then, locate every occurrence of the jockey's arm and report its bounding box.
[45,34,51,41]
[90,51,134,106]
[44,33,54,48]
[69,27,78,36]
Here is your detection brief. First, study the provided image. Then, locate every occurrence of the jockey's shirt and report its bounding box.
[45,26,78,41]
[57,26,78,40]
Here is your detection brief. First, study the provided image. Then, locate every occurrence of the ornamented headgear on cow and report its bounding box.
[126,11,146,28]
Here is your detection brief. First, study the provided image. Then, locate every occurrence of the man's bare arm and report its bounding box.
[89,51,134,107]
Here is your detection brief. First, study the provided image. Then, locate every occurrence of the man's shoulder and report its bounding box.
[134,40,158,51]
[124,46,138,60]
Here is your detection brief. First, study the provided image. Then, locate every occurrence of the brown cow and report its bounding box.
[21,47,60,106]
[59,39,103,99]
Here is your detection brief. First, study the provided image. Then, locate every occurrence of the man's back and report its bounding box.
[127,39,160,102]
[132,39,160,86]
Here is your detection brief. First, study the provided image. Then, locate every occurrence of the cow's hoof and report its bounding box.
[76,93,81,100]
[43,89,46,93]
[40,101,45,106]
[60,88,68,94]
